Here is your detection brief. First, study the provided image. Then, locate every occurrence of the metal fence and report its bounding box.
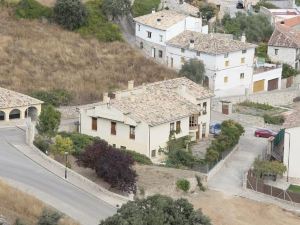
[246,170,300,204]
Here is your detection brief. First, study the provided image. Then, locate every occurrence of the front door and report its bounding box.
[222,103,229,115]
[268,78,279,91]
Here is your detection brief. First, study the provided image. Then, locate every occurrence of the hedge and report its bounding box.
[176,179,190,192]
[123,149,152,165]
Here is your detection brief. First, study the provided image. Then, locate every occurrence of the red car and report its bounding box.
[254,129,277,138]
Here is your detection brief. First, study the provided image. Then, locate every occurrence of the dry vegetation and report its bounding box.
[0,179,79,225]
[0,8,177,104]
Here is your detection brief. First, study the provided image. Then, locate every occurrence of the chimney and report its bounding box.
[128,80,134,90]
[103,92,110,103]
[152,9,156,14]
[157,18,161,25]
[189,39,195,49]
[241,32,246,43]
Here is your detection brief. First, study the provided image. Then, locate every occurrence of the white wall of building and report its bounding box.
[284,127,300,181]
[268,46,297,68]
[136,23,167,46]
[253,66,282,91]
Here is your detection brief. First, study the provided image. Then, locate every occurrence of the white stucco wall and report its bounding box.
[136,23,167,46]
[253,66,282,91]
[284,127,300,180]
[268,46,297,68]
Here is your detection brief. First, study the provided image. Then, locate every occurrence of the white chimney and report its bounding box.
[241,32,246,43]
[157,18,161,26]
[103,92,110,103]
[152,9,156,14]
[189,39,195,49]
[128,80,134,90]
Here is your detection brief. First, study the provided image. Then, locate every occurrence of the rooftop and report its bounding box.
[268,24,300,48]
[164,0,199,16]
[134,10,188,30]
[95,78,213,126]
[0,87,43,109]
[167,31,256,55]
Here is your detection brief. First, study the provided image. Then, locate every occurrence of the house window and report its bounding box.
[242,50,247,54]
[147,31,152,38]
[181,48,185,53]
[224,76,228,83]
[111,121,116,135]
[189,115,197,128]
[91,117,97,131]
[170,122,175,132]
[129,126,135,139]
[151,149,156,157]
[203,102,207,115]
[140,42,143,49]
[120,146,126,150]
[158,50,163,58]
[224,53,229,58]
[241,57,245,64]
[240,73,245,79]
[138,24,140,31]
[275,49,278,55]
[159,35,163,42]
[176,121,181,133]
[225,60,229,67]
[196,51,200,56]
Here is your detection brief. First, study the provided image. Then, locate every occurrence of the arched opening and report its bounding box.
[9,109,21,120]
[203,76,209,88]
[0,111,5,121]
[25,106,38,121]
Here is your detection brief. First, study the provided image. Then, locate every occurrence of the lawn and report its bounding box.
[288,184,300,193]
[132,0,161,17]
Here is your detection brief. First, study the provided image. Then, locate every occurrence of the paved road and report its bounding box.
[0,127,116,225]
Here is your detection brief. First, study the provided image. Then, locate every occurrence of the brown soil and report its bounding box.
[0,8,177,104]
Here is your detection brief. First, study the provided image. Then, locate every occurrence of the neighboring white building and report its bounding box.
[166,31,256,97]
[260,6,300,25]
[134,10,208,64]
[78,78,213,162]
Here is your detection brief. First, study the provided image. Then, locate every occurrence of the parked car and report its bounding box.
[254,128,277,138]
[210,122,221,136]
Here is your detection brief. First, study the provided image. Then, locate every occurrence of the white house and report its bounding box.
[78,78,213,162]
[268,17,300,70]
[260,6,300,26]
[134,10,208,63]
[166,31,257,97]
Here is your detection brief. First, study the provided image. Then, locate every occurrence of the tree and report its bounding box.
[282,63,298,78]
[51,135,74,155]
[198,3,217,21]
[79,139,137,193]
[36,105,61,137]
[179,59,205,84]
[53,0,87,30]
[15,0,53,19]
[253,158,287,179]
[37,209,61,225]
[102,0,131,20]
[100,194,212,225]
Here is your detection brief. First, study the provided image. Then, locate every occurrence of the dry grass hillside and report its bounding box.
[0,179,78,225]
[0,9,177,104]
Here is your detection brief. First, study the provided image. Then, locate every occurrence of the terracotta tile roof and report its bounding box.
[282,16,300,27]
[268,24,300,48]
[91,78,213,126]
[134,10,188,30]
[167,31,256,55]
[0,87,43,109]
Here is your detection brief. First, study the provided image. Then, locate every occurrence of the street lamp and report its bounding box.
[64,151,69,179]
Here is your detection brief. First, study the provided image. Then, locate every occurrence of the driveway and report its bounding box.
[0,127,116,225]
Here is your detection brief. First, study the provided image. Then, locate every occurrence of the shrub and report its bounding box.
[77,0,122,42]
[30,89,73,107]
[33,135,51,153]
[123,150,152,165]
[100,195,212,225]
[176,179,190,192]
[79,139,137,193]
[166,149,197,168]
[59,132,96,155]
[179,59,205,84]
[37,209,61,225]
[132,0,160,17]
[53,0,88,30]
[282,63,298,78]
[198,2,217,21]
[15,0,53,19]
[36,105,61,137]
[263,114,285,125]
[102,0,131,20]
[238,100,274,110]
[253,158,287,178]
[255,43,269,60]
[50,135,74,156]
[14,218,27,225]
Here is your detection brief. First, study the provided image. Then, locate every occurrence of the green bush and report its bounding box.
[238,100,274,110]
[33,135,51,153]
[166,148,197,168]
[37,209,61,225]
[179,59,205,84]
[30,89,73,107]
[59,132,96,156]
[253,158,286,178]
[77,0,122,42]
[132,0,160,17]
[176,179,190,192]
[282,63,298,78]
[53,0,88,30]
[14,218,27,225]
[15,0,53,19]
[263,114,285,125]
[123,149,152,165]
[255,43,269,60]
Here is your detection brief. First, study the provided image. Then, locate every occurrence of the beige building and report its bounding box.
[78,78,213,162]
[0,87,43,123]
